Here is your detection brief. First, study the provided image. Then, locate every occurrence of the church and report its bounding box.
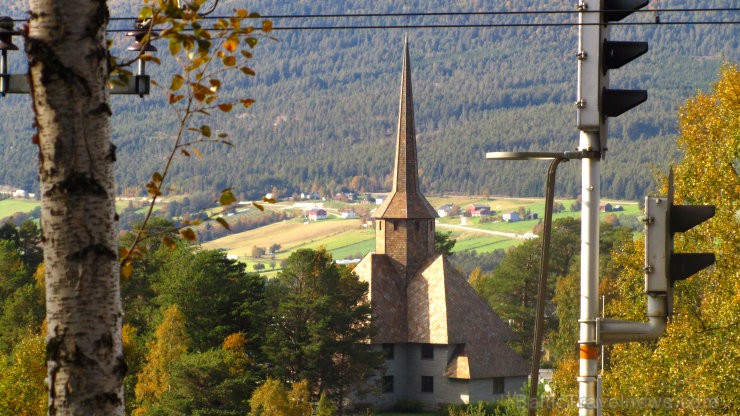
[353,39,529,410]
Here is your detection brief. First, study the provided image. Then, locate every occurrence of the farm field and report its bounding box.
[202,196,642,275]
[0,199,40,218]
[201,217,369,257]
[0,194,641,277]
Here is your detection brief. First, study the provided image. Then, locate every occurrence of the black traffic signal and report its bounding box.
[600,0,649,118]
[644,170,715,316]
[577,0,649,152]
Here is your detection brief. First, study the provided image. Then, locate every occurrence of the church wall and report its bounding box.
[469,378,494,403]
[364,343,409,411]
[380,219,408,276]
[405,344,471,409]
[505,376,528,396]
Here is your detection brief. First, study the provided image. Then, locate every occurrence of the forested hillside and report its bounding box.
[0,0,736,200]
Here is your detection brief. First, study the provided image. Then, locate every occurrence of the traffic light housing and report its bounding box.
[644,171,715,315]
[577,0,649,152]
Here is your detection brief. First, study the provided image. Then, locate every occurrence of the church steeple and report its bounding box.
[374,38,437,279]
[374,37,437,220]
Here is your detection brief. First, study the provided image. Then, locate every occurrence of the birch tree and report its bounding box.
[25,0,271,413]
[26,0,124,413]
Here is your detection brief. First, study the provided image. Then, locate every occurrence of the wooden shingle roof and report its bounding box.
[374,38,436,220]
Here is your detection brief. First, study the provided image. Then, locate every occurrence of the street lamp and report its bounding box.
[486,149,597,416]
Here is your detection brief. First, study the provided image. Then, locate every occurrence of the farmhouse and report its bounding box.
[437,204,454,217]
[354,40,528,410]
[306,208,327,221]
[466,204,492,217]
[502,211,521,222]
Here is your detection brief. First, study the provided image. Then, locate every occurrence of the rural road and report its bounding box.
[435,221,532,240]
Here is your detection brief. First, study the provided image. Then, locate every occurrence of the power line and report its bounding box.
[206,7,740,20]
[100,20,740,33]
[8,8,738,32]
[9,7,739,23]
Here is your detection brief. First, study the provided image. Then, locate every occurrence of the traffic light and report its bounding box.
[644,171,715,316]
[577,0,649,152]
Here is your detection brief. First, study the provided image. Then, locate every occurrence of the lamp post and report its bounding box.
[486,150,598,416]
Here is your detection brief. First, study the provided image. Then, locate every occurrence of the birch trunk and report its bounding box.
[26,0,124,414]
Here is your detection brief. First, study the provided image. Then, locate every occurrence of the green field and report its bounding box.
[301,229,376,260]
[451,235,521,253]
[202,197,643,269]
[0,199,40,218]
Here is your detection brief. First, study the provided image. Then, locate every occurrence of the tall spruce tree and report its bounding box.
[263,248,381,410]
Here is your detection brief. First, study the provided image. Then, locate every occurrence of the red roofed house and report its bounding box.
[354,40,528,410]
[307,208,327,221]
[466,204,492,217]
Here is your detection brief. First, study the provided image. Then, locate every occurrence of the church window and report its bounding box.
[493,377,505,394]
[383,376,394,393]
[421,376,434,393]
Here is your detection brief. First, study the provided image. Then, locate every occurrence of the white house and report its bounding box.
[502,212,521,222]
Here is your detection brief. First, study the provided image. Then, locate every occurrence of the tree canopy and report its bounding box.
[263,248,382,409]
[601,64,740,415]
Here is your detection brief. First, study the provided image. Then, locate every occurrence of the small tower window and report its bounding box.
[393,221,398,231]
[415,221,420,231]
[420,344,434,360]
[378,221,382,231]
[382,343,395,360]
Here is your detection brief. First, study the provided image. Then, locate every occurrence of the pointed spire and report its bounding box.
[375,38,436,219]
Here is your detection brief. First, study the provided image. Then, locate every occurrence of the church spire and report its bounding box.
[374,37,436,220]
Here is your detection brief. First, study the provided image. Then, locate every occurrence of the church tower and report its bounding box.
[374,38,437,282]
[354,39,529,410]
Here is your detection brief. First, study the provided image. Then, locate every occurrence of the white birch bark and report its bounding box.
[26,0,124,414]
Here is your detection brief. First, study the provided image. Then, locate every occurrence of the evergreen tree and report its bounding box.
[263,248,381,409]
[153,245,266,353]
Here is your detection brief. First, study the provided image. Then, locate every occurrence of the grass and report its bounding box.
[301,229,376,260]
[0,199,39,218]
[201,217,368,258]
[452,235,520,253]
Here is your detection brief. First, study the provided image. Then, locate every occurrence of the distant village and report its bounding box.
[0,185,36,200]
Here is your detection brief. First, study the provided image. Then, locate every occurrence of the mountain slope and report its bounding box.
[0,0,736,200]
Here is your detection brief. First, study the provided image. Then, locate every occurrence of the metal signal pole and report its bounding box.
[575,1,649,413]
[577,131,601,416]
